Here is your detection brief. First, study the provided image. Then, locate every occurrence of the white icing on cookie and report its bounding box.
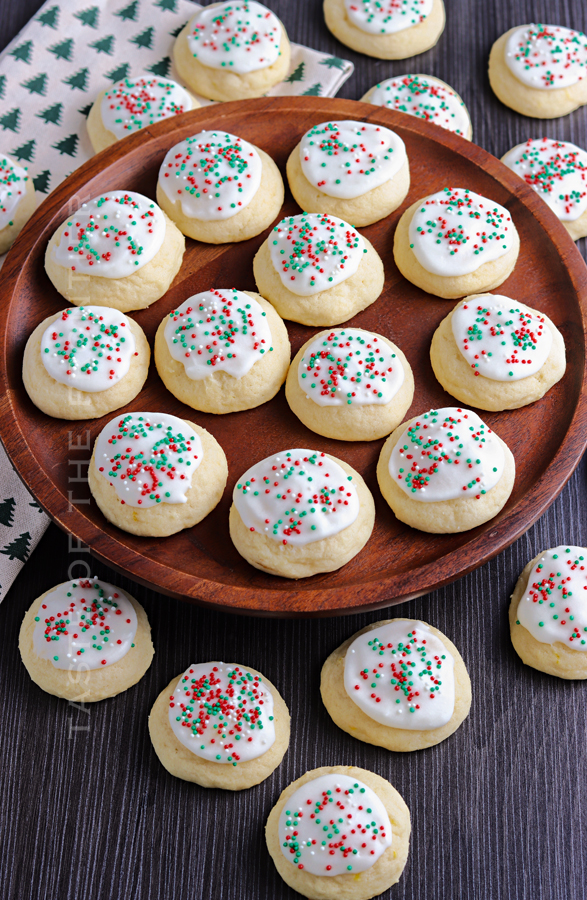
[279,773,392,875]
[158,130,262,221]
[408,188,514,277]
[41,306,137,392]
[186,1,282,74]
[32,577,137,671]
[389,407,505,502]
[101,76,193,140]
[298,328,405,407]
[369,75,470,136]
[93,412,203,508]
[233,449,360,546]
[344,620,455,730]
[451,296,553,382]
[0,153,29,230]
[164,288,272,380]
[505,24,587,90]
[344,0,433,35]
[502,138,587,222]
[516,546,587,650]
[168,661,276,763]
[299,120,406,200]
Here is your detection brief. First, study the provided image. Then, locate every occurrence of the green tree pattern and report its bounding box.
[320,56,347,70]
[147,57,171,77]
[169,22,188,38]
[74,6,100,28]
[90,35,115,55]
[21,73,48,95]
[0,75,5,100]
[78,103,93,117]
[0,109,21,133]
[37,102,63,125]
[285,61,305,83]
[155,0,177,10]
[10,41,33,64]
[63,68,89,91]
[0,531,31,563]
[302,83,323,96]
[115,1,139,20]
[11,140,35,162]
[131,27,154,49]
[105,63,130,83]
[53,134,79,157]
[48,38,74,60]
[37,6,60,28]
[33,170,51,193]
[0,498,15,528]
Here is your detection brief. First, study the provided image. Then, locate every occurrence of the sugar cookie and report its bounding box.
[324,0,445,60]
[0,152,36,254]
[361,74,472,139]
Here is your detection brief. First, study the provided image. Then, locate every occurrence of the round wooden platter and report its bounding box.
[1,97,586,617]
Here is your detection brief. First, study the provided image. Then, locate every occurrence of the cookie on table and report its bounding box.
[0,152,36,254]
[229,448,375,578]
[19,576,154,702]
[377,406,516,533]
[149,660,290,789]
[157,130,284,243]
[393,187,520,299]
[286,327,414,441]
[430,295,566,411]
[89,411,228,537]
[253,212,384,326]
[266,765,410,899]
[321,618,471,751]
[488,24,587,119]
[154,289,290,414]
[286,120,410,227]
[323,0,445,60]
[23,306,150,420]
[173,0,291,102]
[44,191,185,313]
[361,74,472,140]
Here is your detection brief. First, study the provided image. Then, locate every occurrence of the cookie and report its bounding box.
[286,327,414,441]
[393,188,520,299]
[173,1,291,102]
[488,24,587,119]
[321,618,472,752]
[229,448,375,578]
[266,765,410,899]
[89,411,228,537]
[156,130,284,243]
[377,406,516,533]
[23,306,150,420]
[430,294,566,411]
[287,120,410,227]
[253,212,384,326]
[0,152,36,254]
[361,74,472,139]
[323,0,445,60]
[154,289,290,414]
[45,191,185,313]
[19,576,154,702]
[149,661,290,789]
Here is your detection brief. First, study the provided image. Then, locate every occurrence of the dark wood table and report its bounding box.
[1,2,586,899]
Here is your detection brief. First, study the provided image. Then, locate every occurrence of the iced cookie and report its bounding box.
[361,74,472,139]
[23,306,150,420]
[89,411,228,537]
[19,576,154,702]
[230,448,375,578]
[173,1,291,102]
[489,24,587,118]
[377,406,516,533]
[157,130,284,243]
[502,137,587,240]
[253,212,384,326]
[0,152,36,254]
[286,328,414,441]
[430,294,566,411]
[266,765,410,899]
[287,120,410,227]
[154,289,290,414]
[45,191,185,313]
[149,660,290,789]
[393,188,520,299]
[509,546,587,679]
[324,0,445,60]
[87,75,199,153]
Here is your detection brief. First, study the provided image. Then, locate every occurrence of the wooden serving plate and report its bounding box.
[1,97,586,617]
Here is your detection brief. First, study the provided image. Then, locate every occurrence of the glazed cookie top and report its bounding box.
[32,577,137,671]
[298,328,405,407]
[368,75,470,137]
[451,295,553,382]
[233,449,360,546]
[502,138,587,222]
[101,76,193,140]
[505,24,587,90]
[168,661,276,764]
[269,213,367,296]
[344,0,433,35]
[41,306,138,393]
[388,407,505,502]
[516,546,587,650]
[0,153,29,230]
[185,1,282,75]
[94,412,203,508]
[408,188,515,277]
[279,772,392,875]
[158,130,262,221]
[299,120,407,200]
[53,191,166,278]
[344,620,455,730]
